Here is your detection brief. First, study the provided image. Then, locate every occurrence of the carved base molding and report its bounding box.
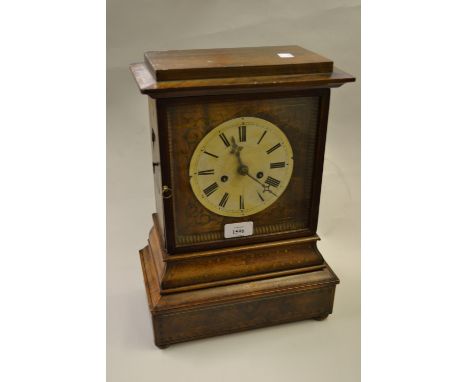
[138,216,339,348]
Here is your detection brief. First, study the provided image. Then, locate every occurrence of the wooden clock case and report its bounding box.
[130,46,354,348]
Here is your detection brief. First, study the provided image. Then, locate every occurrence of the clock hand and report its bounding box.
[265,188,278,197]
[245,172,265,187]
[245,172,278,197]
[230,137,249,175]
[230,136,238,152]
[231,137,278,197]
[230,136,278,197]
[230,136,244,164]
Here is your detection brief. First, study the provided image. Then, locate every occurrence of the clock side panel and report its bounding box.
[148,97,166,244]
[309,88,330,233]
[158,90,328,253]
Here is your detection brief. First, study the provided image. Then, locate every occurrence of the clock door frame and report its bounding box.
[152,87,331,255]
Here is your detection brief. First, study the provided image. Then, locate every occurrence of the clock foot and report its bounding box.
[312,313,329,321]
[156,344,170,349]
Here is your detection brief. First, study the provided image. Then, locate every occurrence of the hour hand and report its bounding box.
[230,136,246,169]
[230,136,237,150]
[230,136,242,154]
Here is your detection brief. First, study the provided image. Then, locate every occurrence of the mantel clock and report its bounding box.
[130,45,354,348]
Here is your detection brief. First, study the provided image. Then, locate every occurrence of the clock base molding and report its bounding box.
[146,214,328,295]
[139,221,340,348]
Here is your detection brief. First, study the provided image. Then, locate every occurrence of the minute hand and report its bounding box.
[246,172,278,197]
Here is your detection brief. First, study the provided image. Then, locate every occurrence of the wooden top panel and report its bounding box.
[144,45,334,81]
[130,62,355,97]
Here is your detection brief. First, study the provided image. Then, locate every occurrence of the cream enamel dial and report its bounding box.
[189,117,294,217]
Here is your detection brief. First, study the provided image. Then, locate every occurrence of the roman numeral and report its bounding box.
[266,143,281,154]
[203,151,219,158]
[257,130,267,144]
[265,176,281,188]
[238,125,246,142]
[203,182,219,197]
[219,192,229,208]
[219,133,230,147]
[257,192,264,202]
[239,195,244,210]
[197,169,214,175]
[270,162,286,169]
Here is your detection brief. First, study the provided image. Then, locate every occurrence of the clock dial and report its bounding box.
[189,117,294,217]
